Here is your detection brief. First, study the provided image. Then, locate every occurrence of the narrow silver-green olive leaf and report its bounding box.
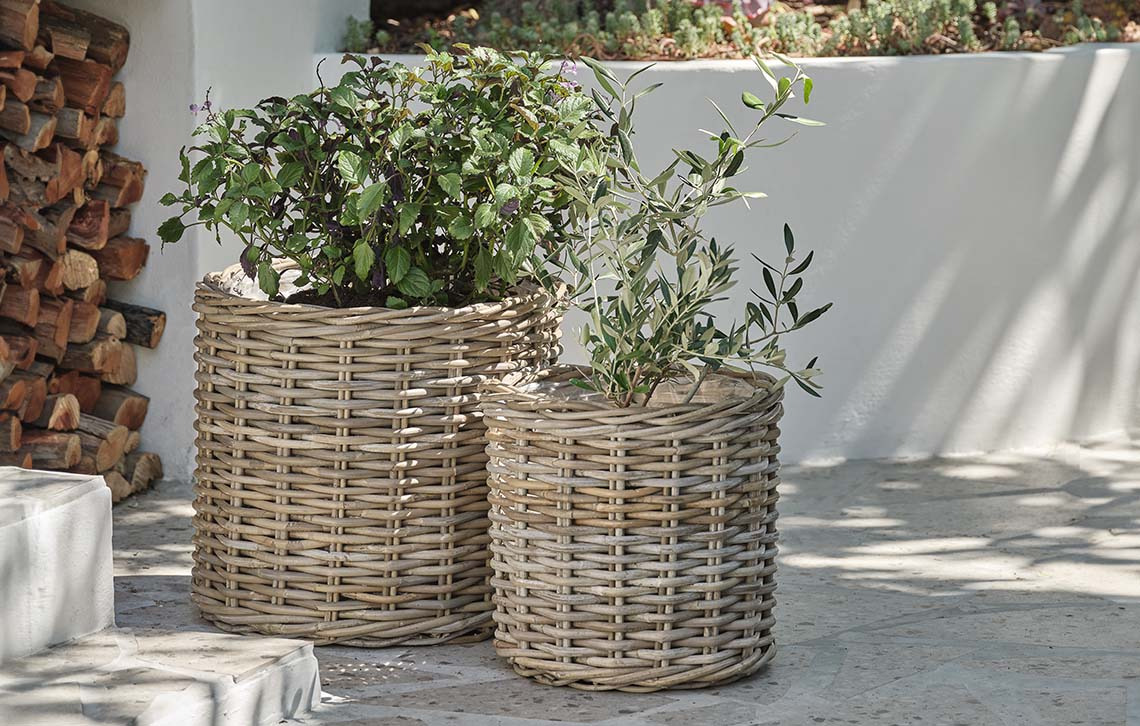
[742,91,765,110]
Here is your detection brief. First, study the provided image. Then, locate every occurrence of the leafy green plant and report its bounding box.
[342,16,376,53]
[558,56,831,406]
[160,47,607,308]
[347,0,1123,59]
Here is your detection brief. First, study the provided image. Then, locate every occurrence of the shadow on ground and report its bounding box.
[102,436,1140,725]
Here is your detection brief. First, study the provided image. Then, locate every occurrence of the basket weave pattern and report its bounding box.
[481,369,784,691]
[191,267,561,647]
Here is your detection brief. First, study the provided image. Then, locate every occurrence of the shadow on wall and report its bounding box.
[562,46,1140,463]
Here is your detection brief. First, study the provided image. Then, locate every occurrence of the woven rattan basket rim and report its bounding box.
[480,364,783,418]
[199,261,561,319]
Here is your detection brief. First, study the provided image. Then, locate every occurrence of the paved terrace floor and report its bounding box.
[113,438,1140,726]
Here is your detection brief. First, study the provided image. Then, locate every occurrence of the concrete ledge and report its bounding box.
[0,468,114,664]
[0,628,319,725]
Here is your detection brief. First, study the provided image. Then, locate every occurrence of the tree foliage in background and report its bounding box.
[345,0,1130,59]
[160,47,607,308]
[556,55,831,406]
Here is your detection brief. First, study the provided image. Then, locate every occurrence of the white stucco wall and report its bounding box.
[62,0,367,478]
[609,46,1140,463]
[321,46,1140,464]
[55,0,1140,475]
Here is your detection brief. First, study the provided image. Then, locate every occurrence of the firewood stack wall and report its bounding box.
[0,0,163,501]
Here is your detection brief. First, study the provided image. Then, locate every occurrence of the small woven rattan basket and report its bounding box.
[191,263,562,647]
[480,367,784,691]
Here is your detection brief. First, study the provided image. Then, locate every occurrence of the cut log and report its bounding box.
[76,410,126,450]
[88,237,147,280]
[31,253,62,294]
[101,338,133,385]
[23,202,74,259]
[0,97,30,135]
[37,295,71,348]
[101,80,123,117]
[53,107,89,144]
[94,305,122,339]
[67,299,98,342]
[80,147,100,188]
[7,249,41,287]
[9,369,45,421]
[102,299,163,348]
[90,115,115,147]
[0,334,13,381]
[123,428,138,453]
[49,56,111,115]
[103,469,130,500]
[31,391,76,430]
[0,375,26,410]
[106,206,129,236]
[0,411,21,451]
[123,451,161,492]
[59,333,118,374]
[0,215,21,254]
[42,2,128,73]
[26,358,51,378]
[0,332,36,369]
[0,451,32,467]
[5,142,82,204]
[30,327,61,361]
[50,368,100,412]
[0,0,40,51]
[29,74,64,112]
[0,156,8,201]
[77,425,123,472]
[0,67,35,101]
[41,142,83,202]
[0,49,25,68]
[0,284,38,325]
[20,429,80,469]
[95,153,143,204]
[23,43,51,70]
[64,277,104,305]
[66,198,108,250]
[59,248,97,289]
[37,7,89,60]
[1,110,55,151]
[93,382,146,429]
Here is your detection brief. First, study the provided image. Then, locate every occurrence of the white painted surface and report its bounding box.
[60,0,367,478]
[0,468,113,664]
[57,1,1140,473]
[318,46,1140,464]
[0,628,319,725]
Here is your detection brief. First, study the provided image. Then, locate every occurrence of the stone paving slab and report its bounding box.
[111,437,1140,725]
[0,628,319,725]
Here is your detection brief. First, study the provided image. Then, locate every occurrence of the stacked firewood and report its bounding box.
[0,0,163,501]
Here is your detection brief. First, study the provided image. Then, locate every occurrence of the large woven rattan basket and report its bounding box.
[191,263,562,647]
[480,367,784,691]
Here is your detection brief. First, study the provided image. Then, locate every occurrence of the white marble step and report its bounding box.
[0,468,115,663]
[0,627,319,725]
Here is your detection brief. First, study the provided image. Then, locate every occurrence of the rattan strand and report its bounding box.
[480,367,784,691]
[191,264,562,647]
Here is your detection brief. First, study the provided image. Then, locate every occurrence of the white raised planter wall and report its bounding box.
[0,469,114,663]
[47,0,1140,475]
[321,46,1140,464]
